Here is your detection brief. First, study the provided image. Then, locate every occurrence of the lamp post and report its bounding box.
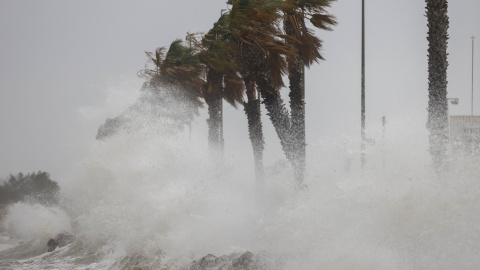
[472,36,475,116]
[361,0,366,174]
[382,116,386,177]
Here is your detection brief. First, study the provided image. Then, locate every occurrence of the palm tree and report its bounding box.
[227,0,296,183]
[227,0,303,184]
[279,0,337,184]
[228,0,337,186]
[425,0,449,171]
[138,40,205,136]
[192,15,245,154]
[141,40,205,105]
[97,42,204,140]
[143,33,244,158]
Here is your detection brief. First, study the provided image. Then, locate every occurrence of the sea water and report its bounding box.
[1,91,479,270]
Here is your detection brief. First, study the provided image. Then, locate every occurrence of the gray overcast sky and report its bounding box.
[0,0,479,180]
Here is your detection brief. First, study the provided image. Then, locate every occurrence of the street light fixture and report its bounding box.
[449,98,459,105]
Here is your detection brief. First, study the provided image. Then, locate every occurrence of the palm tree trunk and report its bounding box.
[206,70,224,154]
[244,101,264,182]
[257,77,296,168]
[284,18,306,185]
[243,99,263,184]
[243,78,264,183]
[288,59,306,185]
[426,0,449,171]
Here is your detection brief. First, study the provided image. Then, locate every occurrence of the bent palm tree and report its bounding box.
[426,0,449,171]
[98,41,204,140]
[280,0,337,184]
[139,40,205,133]
[193,14,245,154]
[228,0,336,186]
[228,0,296,183]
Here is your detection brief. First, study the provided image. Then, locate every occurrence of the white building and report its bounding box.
[450,115,480,152]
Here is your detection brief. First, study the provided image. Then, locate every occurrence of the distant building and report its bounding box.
[450,116,480,153]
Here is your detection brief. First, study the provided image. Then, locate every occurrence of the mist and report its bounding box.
[1,0,480,269]
[1,85,479,269]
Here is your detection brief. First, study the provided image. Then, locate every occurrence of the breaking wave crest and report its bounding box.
[1,90,480,270]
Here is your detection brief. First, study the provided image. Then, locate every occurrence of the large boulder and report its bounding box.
[47,232,75,252]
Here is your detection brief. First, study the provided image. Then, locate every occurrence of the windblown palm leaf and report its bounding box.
[227,0,293,182]
[228,0,294,90]
[140,40,205,109]
[199,14,245,107]
[280,0,337,66]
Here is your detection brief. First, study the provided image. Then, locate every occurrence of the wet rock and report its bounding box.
[197,254,217,268]
[232,252,257,269]
[184,251,263,270]
[47,232,74,252]
[47,239,57,252]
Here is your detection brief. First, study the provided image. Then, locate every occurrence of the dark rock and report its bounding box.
[184,251,263,270]
[47,239,57,252]
[197,254,217,268]
[47,232,74,252]
[232,251,257,269]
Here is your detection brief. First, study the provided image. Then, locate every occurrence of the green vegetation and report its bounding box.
[0,171,60,207]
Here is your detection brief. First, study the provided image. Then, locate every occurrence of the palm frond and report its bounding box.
[310,13,337,30]
[265,51,287,88]
[223,74,245,107]
[297,30,323,66]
